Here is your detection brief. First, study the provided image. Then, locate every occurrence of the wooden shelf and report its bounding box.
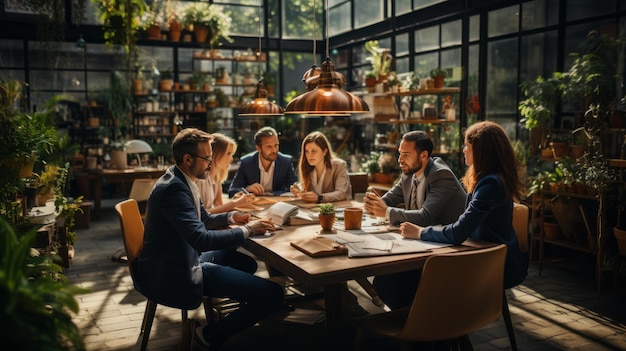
[388,87,460,96]
[388,118,457,125]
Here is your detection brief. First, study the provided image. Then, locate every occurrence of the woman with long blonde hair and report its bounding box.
[196,133,254,213]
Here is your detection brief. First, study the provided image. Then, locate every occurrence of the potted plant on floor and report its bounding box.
[318,203,336,232]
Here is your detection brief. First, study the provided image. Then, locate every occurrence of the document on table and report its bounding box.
[283,308,326,325]
[329,231,452,257]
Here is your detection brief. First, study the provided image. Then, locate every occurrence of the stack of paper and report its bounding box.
[283,308,326,325]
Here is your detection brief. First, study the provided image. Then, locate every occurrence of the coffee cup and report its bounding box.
[344,207,363,230]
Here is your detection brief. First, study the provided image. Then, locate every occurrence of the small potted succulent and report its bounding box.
[318,203,336,232]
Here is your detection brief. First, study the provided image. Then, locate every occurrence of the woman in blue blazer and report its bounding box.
[400,121,528,303]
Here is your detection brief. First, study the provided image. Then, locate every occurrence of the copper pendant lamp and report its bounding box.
[237,3,283,116]
[238,81,284,116]
[285,0,368,114]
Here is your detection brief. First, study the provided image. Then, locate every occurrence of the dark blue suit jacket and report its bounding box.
[420,174,528,289]
[135,166,246,310]
[228,151,298,197]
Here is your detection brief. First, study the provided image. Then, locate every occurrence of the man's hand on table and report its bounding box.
[363,191,388,217]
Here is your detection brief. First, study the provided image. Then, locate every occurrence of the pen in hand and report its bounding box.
[241,187,249,194]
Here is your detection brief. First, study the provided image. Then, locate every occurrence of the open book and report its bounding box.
[265,201,318,225]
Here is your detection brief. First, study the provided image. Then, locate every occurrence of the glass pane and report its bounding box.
[520,31,558,83]
[0,69,25,82]
[137,46,174,74]
[467,44,479,125]
[488,5,519,37]
[395,56,409,74]
[354,0,384,29]
[28,42,85,69]
[268,0,280,38]
[415,25,440,52]
[30,69,85,92]
[329,3,352,36]
[334,48,350,67]
[522,0,559,30]
[414,52,438,78]
[0,39,25,67]
[87,71,112,91]
[469,14,479,42]
[486,38,519,117]
[415,0,446,11]
[396,32,409,56]
[564,20,614,67]
[567,0,617,21]
[396,0,412,15]
[282,51,316,104]
[440,48,461,84]
[85,44,123,72]
[227,4,263,36]
[441,19,462,47]
[283,0,322,39]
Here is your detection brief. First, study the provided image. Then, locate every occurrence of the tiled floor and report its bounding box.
[66,199,626,350]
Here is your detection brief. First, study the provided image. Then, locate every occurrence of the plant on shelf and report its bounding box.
[92,0,149,54]
[159,68,173,91]
[364,40,393,81]
[430,67,448,88]
[182,2,233,51]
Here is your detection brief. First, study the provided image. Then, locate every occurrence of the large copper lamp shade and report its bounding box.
[285,58,369,114]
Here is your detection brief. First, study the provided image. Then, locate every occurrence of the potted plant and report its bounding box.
[549,133,571,159]
[164,0,182,41]
[318,203,336,232]
[430,67,448,89]
[159,68,173,91]
[182,2,233,52]
[364,40,393,82]
[365,71,377,93]
[0,218,89,350]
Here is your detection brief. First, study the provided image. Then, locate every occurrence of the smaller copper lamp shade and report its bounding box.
[238,81,284,116]
[285,58,369,115]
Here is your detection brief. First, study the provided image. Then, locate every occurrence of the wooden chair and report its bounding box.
[502,202,530,351]
[115,199,213,351]
[128,178,157,219]
[348,172,369,200]
[353,244,508,351]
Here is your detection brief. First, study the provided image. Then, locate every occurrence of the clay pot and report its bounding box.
[194,24,209,43]
[319,214,335,232]
[433,75,445,89]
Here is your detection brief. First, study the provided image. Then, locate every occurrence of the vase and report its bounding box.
[319,214,335,232]
[194,24,209,43]
[110,150,127,170]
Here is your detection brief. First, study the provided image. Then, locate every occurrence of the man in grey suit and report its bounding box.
[363,130,466,309]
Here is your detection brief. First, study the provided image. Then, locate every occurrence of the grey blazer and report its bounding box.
[307,158,352,202]
[382,157,466,226]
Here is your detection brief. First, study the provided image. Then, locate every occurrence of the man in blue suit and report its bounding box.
[137,128,284,349]
[228,126,298,197]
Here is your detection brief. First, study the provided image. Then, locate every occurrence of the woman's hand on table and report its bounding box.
[400,222,422,240]
[299,191,318,203]
[232,192,255,207]
[290,183,301,197]
[248,219,275,235]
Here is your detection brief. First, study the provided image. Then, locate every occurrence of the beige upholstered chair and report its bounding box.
[353,244,508,351]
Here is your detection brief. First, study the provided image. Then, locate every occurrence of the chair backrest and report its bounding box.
[400,244,508,341]
[114,199,145,264]
[129,178,157,202]
[512,202,529,253]
[349,172,369,200]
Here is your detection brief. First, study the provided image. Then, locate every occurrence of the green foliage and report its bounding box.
[430,67,448,78]
[365,40,393,77]
[91,0,148,52]
[182,2,233,48]
[518,74,564,130]
[0,218,89,350]
[318,203,336,215]
[102,71,132,141]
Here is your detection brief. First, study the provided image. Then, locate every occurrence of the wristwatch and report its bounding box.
[317,195,324,203]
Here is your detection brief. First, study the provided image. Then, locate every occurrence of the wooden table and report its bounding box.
[75,167,166,218]
[244,199,492,331]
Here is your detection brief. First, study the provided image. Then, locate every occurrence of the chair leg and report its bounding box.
[458,335,473,351]
[355,277,384,307]
[140,299,158,351]
[502,291,518,351]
